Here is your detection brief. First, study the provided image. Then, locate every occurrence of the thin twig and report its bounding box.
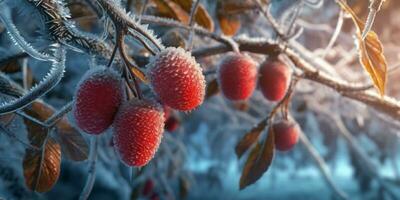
[186,0,201,51]
[298,130,349,200]
[79,136,99,200]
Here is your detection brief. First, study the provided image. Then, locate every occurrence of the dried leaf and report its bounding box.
[235,119,267,158]
[338,1,388,95]
[217,14,241,36]
[205,79,219,99]
[23,101,88,161]
[171,0,214,31]
[239,126,275,190]
[152,0,214,31]
[23,138,61,193]
[153,0,190,24]
[129,67,149,84]
[56,122,88,162]
[0,59,21,73]
[217,0,260,15]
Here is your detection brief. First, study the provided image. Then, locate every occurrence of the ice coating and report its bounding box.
[259,59,291,102]
[112,99,165,167]
[217,53,258,101]
[147,47,206,111]
[273,120,300,151]
[73,66,124,135]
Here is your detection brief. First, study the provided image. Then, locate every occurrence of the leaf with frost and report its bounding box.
[338,1,388,95]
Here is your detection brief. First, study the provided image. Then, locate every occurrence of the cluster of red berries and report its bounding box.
[217,53,291,102]
[218,53,299,151]
[73,47,205,167]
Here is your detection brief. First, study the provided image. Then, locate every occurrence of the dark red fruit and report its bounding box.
[113,99,165,167]
[142,179,154,196]
[217,53,257,101]
[259,58,291,102]
[165,116,180,132]
[73,67,124,135]
[148,47,205,111]
[273,120,300,151]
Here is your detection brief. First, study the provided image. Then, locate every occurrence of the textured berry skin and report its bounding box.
[217,53,257,101]
[273,120,300,151]
[73,67,124,135]
[148,47,205,111]
[259,59,291,102]
[165,116,180,132]
[113,99,165,167]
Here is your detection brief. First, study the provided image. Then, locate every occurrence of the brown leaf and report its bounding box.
[129,66,149,84]
[152,0,214,31]
[338,1,388,95]
[23,101,88,161]
[171,0,214,31]
[56,122,89,162]
[0,58,21,73]
[217,14,241,36]
[152,0,190,24]
[235,119,267,158]
[23,138,61,193]
[205,79,219,99]
[239,126,275,190]
[217,0,260,16]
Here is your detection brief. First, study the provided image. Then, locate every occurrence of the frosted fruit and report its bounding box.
[73,67,124,135]
[147,47,205,111]
[259,59,291,102]
[217,53,257,101]
[273,120,300,151]
[113,99,165,167]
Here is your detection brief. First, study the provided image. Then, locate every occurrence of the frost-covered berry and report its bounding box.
[73,67,124,135]
[259,58,291,102]
[147,47,205,111]
[273,120,300,151]
[113,99,165,167]
[217,53,257,101]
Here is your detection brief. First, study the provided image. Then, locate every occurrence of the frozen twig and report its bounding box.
[79,136,99,200]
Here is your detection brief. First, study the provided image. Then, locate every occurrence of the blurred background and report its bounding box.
[0,0,400,199]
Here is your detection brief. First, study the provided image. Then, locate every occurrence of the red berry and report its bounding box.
[165,116,180,132]
[148,47,205,111]
[217,53,257,101]
[273,120,300,151]
[259,58,291,102]
[142,179,154,196]
[73,67,124,135]
[113,99,165,167]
